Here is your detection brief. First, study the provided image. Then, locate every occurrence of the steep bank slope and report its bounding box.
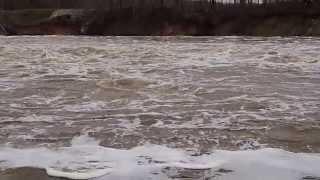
[1,9,320,36]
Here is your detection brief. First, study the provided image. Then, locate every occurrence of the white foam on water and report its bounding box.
[0,115,56,123]
[62,101,107,112]
[0,135,319,180]
[1,36,320,179]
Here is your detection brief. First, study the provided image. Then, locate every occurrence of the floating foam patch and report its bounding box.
[0,135,319,180]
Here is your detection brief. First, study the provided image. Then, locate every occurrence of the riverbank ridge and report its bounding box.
[1,1,320,36]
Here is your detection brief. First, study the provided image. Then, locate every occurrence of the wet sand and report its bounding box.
[0,167,70,180]
[1,166,319,180]
[0,167,231,180]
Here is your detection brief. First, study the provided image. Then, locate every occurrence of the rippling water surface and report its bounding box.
[0,36,320,179]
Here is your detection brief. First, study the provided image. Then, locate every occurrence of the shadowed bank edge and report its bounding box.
[1,6,320,36]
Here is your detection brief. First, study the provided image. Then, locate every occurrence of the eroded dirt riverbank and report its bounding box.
[1,9,320,36]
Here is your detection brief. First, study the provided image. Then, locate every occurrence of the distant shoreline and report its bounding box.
[1,6,320,36]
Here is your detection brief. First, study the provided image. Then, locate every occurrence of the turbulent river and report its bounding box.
[0,36,320,180]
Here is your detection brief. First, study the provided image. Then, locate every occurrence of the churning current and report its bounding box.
[0,36,320,180]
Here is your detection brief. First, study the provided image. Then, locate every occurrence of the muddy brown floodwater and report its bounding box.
[0,36,320,180]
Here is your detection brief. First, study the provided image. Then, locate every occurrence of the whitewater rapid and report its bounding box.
[0,36,320,179]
